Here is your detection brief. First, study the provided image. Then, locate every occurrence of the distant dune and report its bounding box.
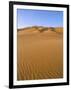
[18,26,63,33]
[17,26,63,80]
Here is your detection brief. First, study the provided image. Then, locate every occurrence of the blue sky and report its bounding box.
[17,9,63,29]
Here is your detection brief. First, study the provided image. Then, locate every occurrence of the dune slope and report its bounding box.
[17,26,63,80]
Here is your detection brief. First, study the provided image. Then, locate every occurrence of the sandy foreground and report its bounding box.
[17,27,63,80]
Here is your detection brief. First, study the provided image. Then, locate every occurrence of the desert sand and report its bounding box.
[17,26,63,80]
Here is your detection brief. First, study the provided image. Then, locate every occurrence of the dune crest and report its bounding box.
[18,26,63,35]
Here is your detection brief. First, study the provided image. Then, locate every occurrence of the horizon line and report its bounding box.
[17,26,63,30]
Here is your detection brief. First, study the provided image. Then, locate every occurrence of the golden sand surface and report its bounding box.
[17,26,63,80]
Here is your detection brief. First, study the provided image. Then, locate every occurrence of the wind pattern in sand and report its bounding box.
[17,26,63,80]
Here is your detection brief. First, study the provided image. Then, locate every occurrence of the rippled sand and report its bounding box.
[17,27,63,80]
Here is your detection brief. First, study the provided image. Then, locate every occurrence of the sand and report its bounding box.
[17,26,63,80]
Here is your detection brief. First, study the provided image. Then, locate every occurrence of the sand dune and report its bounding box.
[17,26,63,80]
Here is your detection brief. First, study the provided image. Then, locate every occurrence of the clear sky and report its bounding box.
[17,9,63,29]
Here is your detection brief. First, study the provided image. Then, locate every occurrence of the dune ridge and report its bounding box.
[18,26,63,33]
